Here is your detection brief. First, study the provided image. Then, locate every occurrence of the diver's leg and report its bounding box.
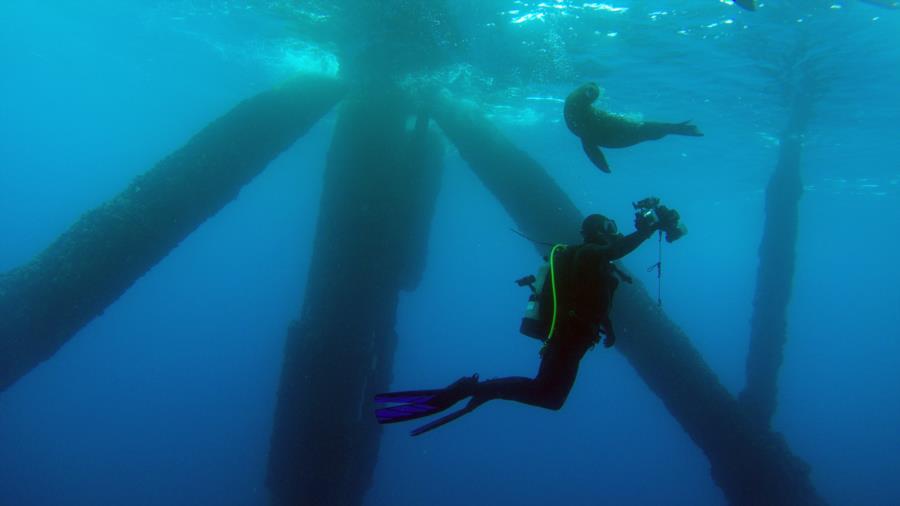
[407,355,581,436]
[472,340,588,410]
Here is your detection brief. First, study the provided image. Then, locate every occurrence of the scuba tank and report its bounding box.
[519,262,550,340]
[516,244,567,342]
[515,238,637,350]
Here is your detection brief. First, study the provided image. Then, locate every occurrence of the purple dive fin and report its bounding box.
[410,396,487,437]
[374,389,443,424]
[374,391,438,404]
[374,374,480,428]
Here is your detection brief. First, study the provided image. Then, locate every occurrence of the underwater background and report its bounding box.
[1,1,898,505]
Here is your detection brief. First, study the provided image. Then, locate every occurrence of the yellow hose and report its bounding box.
[546,244,565,344]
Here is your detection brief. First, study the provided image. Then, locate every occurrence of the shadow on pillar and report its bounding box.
[0,74,346,393]
[266,89,444,506]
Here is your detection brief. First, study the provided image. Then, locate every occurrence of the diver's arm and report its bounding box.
[579,229,654,263]
[607,229,654,260]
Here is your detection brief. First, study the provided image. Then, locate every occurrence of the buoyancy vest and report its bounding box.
[518,244,622,348]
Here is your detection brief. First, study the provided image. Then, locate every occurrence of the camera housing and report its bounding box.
[632,197,687,243]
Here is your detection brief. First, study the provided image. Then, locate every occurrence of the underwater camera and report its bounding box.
[633,197,687,243]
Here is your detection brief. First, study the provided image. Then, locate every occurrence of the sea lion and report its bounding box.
[564,82,703,173]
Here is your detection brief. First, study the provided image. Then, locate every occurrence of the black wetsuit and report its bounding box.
[471,229,653,410]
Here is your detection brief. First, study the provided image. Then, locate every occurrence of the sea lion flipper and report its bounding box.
[671,120,704,137]
[582,140,611,173]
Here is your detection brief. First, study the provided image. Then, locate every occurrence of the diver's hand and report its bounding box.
[603,333,616,348]
[634,210,659,233]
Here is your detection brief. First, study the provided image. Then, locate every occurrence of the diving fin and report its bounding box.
[410,396,486,437]
[733,0,756,11]
[374,374,479,426]
[374,390,442,405]
[582,140,611,173]
[375,389,448,425]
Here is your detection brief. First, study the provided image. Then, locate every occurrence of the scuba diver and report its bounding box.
[375,198,685,436]
[564,82,703,173]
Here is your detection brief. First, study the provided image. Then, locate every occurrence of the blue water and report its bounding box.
[1,2,898,505]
